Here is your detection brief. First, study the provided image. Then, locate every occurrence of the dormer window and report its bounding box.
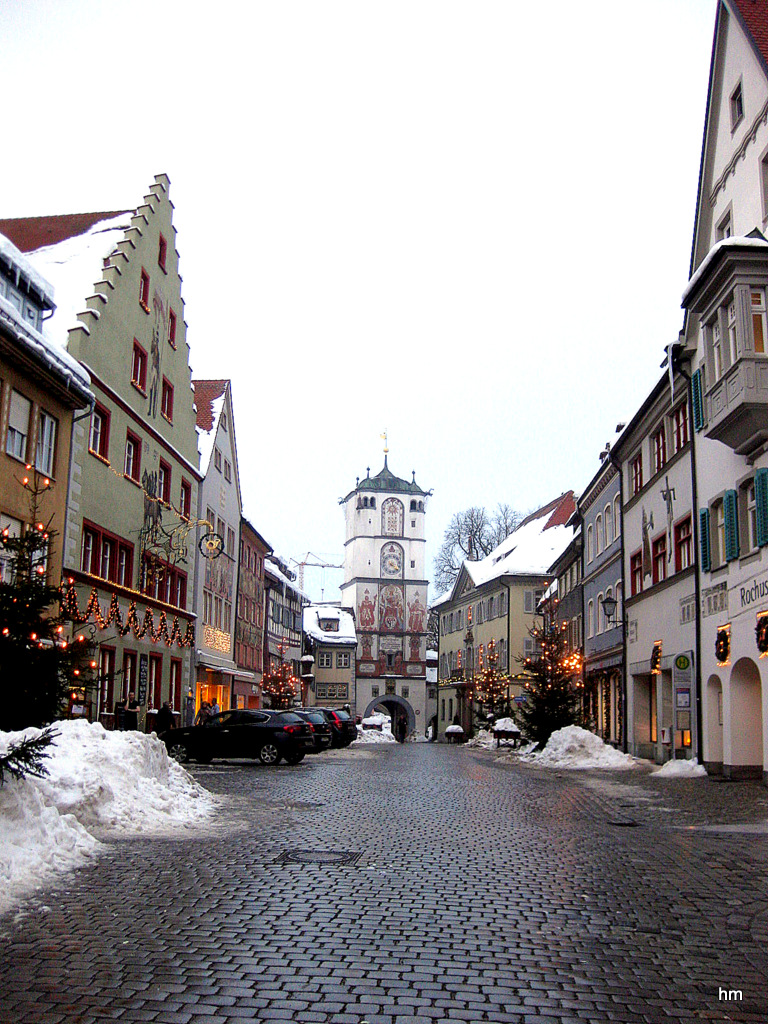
[320,619,339,632]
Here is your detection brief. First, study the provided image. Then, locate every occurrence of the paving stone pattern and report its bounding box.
[2,744,768,1023]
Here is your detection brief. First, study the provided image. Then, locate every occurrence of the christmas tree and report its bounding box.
[471,639,510,721]
[0,469,97,731]
[261,663,299,709]
[516,617,581,747]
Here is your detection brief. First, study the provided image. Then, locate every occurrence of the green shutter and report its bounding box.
[691,369,704,431]
[756,468,768,547]
[699,508,711,571]
[724,489,739,561]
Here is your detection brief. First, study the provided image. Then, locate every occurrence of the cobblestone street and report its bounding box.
[2,743,768,1024]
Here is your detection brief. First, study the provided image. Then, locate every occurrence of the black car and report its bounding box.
[313,707,358,748]
[294,709,333,752]
[161,709,315,765]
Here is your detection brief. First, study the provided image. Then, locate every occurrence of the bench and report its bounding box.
[493,728,521,749]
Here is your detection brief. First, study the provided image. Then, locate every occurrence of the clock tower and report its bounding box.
[340,453,433,737]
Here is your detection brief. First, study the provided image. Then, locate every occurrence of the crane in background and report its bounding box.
[290,552,344,596]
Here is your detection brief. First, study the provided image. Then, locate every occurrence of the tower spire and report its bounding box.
[380,429,389,467]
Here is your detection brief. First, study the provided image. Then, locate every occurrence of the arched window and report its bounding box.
[596,514,603,554]
[587,600,594,638]
[605,503,613,546]
[382,498,404,536]
[587,524,594,562]
[614,494,621,536]
[419,501,424,512]
[597,592,604,633]
[410,500,417,511]
[370,497,376,509]
[616,581,623,621]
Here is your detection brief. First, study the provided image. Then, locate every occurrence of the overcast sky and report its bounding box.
[2,1,716,602]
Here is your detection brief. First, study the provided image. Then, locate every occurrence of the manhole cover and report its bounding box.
[275,849,362,866]
[608,819,640,827]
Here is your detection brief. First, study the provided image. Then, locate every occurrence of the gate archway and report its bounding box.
[730,657,763,776]
[364,693,416,737]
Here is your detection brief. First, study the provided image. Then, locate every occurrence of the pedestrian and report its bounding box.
[194,701,211,726]
[397,717,407,744]
[155,700,174,735]
[123,691,140,731]
[210,698,221,716]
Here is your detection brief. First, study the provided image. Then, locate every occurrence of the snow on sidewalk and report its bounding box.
[0,719,217,917]
[518,725,638,770]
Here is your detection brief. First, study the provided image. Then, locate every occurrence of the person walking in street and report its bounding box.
[155,700,174,735]
[123,692,140,731]
[194,701,212,726]
[210,698,220,716]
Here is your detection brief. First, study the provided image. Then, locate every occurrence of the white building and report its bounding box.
[302,604,357,709]
[339,455,434,737]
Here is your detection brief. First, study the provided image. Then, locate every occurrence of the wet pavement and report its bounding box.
[2,742,768,1023]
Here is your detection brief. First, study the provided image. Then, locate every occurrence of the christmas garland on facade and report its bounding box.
[61,582,195,648]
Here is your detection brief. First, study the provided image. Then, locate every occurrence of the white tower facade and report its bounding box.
[340,456,433,736]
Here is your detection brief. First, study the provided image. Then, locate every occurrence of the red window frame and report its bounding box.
[652,534,667,585]
[139,268,151,312]
[631,454,643,495]
[161,378,174,423]
[674,516,693,573]
[672,403,689,452]
[131,341,148,393]
[168,309,177,348]
[630,550,643,596]
[89,404,111,461]
[158,459,171,504]
[652,427,666,474]
[180,478,192,519]
[124,430,141,482]
[158,235,167,273]
[81,521,133,585]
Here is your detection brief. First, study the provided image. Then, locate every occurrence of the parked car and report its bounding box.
[160,709,315,765]
[313,707,358,748]
[294,709,333,752]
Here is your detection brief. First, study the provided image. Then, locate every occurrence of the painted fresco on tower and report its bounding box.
[382,498,404,537]
[379,584,404,632]
[360,633,374,659]
[408,635,422,662]
[407,590,426,632]
[381,542,404,578]
[358,588,377,630]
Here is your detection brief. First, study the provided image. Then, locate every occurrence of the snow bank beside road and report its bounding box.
[354,713,396,743]
[521,725,637,770]
[0,720,216,917]
[652,757,708,778]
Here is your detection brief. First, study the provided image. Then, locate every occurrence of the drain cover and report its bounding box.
[275,849,362,866]
[608,819,639,827]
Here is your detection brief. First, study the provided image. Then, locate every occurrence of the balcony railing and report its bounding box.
[706,354,768,456]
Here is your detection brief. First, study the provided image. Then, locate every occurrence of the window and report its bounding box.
[180,479,191,519]
[220,411,227,431]
[751,290,766,354]
[614,495,621,536]
[99,647,115,713]
[596,593,604,634]
[587,524,594,562]
[214,448,222,472]
[652,426,666,474]
[158,460,171,504]
[131,341,148,392]
[692,368,705,431]
[713,499,726,568]
[0,515,21,583]
[224,459,232,482]
[727,300,738,364]
[149,653,162,710]
[712,317,723,379]
[139,268,150,312]
[674,516,693,573]
[89,405,110,460]
[716,211,732,241]
[203,590,213,624]
[100,537,113,580]
[80,522,133,585]
[35,411,57,477]
[744,482,758,553]
[631,453,643,495]
[337,652,350,669]
[170,659,182,713]
[630,551,643,596]
[587,600,594,638]
[160,378,174,422]
[168,309,177,348]
[730,82,744,130]
[318,652,332,669]
[401,686,409,699]
[158,235,167,272]
[6,390,31,460]
[117,544,132,587]
[124,431,141,481]
[595,514,603,554]
[227,526,235,557]
[604,504,613,547]
[652,535,666,585]
[672,404,688,453]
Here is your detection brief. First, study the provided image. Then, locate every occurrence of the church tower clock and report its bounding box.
[340,447,432,736]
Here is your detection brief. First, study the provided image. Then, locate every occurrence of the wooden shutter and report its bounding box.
[724,489,739,561]
[756,469,768,547]
[699,508,711,571]
[691,369,704,431]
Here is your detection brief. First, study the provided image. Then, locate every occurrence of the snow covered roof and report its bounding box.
[303,605,357,646]
[683,233,768,306]
[265,557,311,602]
[0,232,92,401]
[462,492,576,589]
[192,379,228,474]
[343,455,430,501]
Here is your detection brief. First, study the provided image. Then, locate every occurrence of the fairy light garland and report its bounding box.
[61,581,195,648]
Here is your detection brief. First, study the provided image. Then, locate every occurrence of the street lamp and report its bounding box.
[598,594,627,753]
[600,594,618,625]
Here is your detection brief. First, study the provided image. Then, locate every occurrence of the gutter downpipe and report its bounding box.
[607,450,628,753]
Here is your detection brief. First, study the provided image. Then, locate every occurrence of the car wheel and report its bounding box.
[284,751,305,765]
[168,743,190,764]
[258,743,282,765]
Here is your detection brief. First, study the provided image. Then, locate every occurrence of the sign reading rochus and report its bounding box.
[730,572,768,618]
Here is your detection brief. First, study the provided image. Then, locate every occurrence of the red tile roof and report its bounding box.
[0,212,129,253]
[520,491,577,532]
[731,0,768,69]
[192,379,228,431]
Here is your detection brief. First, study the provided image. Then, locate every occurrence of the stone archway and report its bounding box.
[364,693,416,738]
[705,674,723,771]
[729,658,763,778]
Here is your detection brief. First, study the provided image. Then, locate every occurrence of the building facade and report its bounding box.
[234,516,271,709]
[339,456,432,736]
[302,604,357,709]
[263,555,307,704]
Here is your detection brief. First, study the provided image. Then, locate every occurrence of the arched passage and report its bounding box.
[364,693,416,740]
[705,674,723,770]
[729,658,763,777]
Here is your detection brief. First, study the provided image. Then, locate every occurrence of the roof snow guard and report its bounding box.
[344,455,430,501]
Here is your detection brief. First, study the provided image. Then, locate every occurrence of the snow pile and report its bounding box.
[521,725,637,770]
[466,729,495,749]
[492,717,520,734]
[0,720,217,916]
[355,713,396,744]
[653,757,708,778]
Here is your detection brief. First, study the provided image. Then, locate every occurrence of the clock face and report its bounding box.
[381,543,403,577]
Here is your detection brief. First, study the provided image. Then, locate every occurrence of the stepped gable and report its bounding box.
[0,212,129,253]
[193,379,228,431]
